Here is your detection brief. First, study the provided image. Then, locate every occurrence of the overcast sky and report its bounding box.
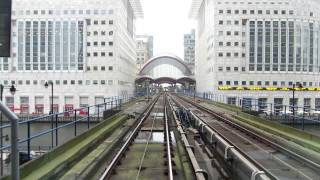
[136,0,196,58]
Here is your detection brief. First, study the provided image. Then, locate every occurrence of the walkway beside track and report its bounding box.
[179,94,320,164]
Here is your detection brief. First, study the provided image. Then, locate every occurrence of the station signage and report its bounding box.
[218,86,320,91]
[0,0,12,57]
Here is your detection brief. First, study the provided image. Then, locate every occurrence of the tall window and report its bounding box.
[25,21,31,70]
[280,21,287,71]
[40,21,46,70]
[55,22,61,70]
[70,22,76,70]
[288,21,294,71]
[18,22,24,70]
[257,21,263,71]
[303,23,309,72]
[62,21,69,70]
[48,21,54,70]
[309,23,314,72]
[249,21,255,71]
[296,23,302,71]
[33,21,39,70]
[265,21,271,71]
[273,21,279,71]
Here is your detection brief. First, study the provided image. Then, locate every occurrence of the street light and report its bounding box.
[44,81,54,147]
[0,84,16,176]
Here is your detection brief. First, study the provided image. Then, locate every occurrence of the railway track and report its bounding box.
[98,94,183,180]
[170,94,320,180]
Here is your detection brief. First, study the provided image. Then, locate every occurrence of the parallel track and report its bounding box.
[171,94,320,180]
[99,94,175,180]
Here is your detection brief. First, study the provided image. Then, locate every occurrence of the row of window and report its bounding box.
[218,9,296,16]
[86,66,113,71]
[217,1,289,5]
[1,79,114,86]
[87,30,113,36]
[218,67,246,72]
[13,9,114,16]
[218,41,245,47]
[218,81,316,87]
[218,30,243,36]
[218,52,246,58]
[87,41,113,47]
[87,52,113,57]
[4,96,106,114]
[87,20,113,25]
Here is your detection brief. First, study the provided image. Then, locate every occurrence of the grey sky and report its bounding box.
[136,0,196,58]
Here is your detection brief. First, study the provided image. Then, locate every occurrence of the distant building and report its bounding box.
[184,29,195,74]
[0,0,143,114]
[190,0,320,111]
[136,35,153,71]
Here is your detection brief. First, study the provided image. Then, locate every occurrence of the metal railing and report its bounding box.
[180,91,320,131]
[0,94,134,178]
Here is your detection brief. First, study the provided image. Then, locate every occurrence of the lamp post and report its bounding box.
[292,83,303,127]
[44,81,54,147]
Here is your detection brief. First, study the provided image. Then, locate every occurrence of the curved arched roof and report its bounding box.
[177,77,196,84]
[154,77,177,84]
[138,53,193,76]
[135,76,196,85]
[135,76,154,84]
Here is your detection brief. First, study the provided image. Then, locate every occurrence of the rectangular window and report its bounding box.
[273,21,279,71]
[249,21,255,71]
[257,21,263,71]
[280,21,287,71]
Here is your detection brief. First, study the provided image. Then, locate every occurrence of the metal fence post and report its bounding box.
[104,99,107,111]
[74,110,77,136]
[302,111,305,130]
[55,114,58,146]
[51,115,54,148]
[97,105,100,121]
[87,107,90,129]
[27,121,31,161]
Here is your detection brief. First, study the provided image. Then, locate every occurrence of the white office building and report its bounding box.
[184,29,196,74]
[0,0,143,114]
[190,0,320,111]
[136,35,153,71]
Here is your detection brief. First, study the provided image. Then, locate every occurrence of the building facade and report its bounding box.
[136,35,153,71]
[184,29,195,74]
[190,0,320,111]
[0,0,143,114]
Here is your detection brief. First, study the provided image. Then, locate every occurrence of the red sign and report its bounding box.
[51,104,59,113]
[20,104,29,114]
[35,104,44,114]
[79,109,88,115]
[64,104,74,116]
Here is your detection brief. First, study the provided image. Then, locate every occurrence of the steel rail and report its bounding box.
[135,98,160,180]
[164,96,174,180]
[167,98,207,180]
[99,95,160,180]
[178,94,320,172]
[169,94,272,180]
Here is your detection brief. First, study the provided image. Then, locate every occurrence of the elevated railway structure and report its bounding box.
[1,93,320,180]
